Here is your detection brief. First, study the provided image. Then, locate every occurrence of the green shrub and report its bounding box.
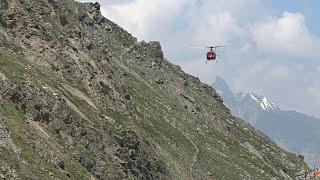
[0,15,7,28]
[50,64,60,71]
[59,15,68,26]
[0,2,9,10]
[99,81,111,95]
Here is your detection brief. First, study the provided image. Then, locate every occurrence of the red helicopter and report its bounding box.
[206,46,225,62]
[190,45,226,63]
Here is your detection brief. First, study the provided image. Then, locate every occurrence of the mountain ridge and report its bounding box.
[0,0,309,179]
[213,76,320,168]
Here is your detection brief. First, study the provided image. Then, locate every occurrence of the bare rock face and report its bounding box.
[141,41,164,59]
[0,0,309,179]
[0,121,19,153]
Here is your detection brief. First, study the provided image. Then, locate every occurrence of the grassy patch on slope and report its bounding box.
[0,52,27,84]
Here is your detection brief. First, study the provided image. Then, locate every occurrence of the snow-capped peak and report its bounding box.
[248,93,277,111]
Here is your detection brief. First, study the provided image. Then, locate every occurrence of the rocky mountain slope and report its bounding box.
[0,0,309,179]
[213,76,320,168]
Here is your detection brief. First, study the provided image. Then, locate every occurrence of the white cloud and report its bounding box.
[98,0,263,49]
[186,11,245,45]
[101,0,192,41]
[250,11,320,58]
[231,61,297,92]
[307,69,320,116]
[181,58,226,84]
[308,85,320,106]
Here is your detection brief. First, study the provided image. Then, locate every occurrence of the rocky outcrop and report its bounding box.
[141,41,164,59]
[0,121,19,153]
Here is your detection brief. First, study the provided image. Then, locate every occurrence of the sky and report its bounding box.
[78,0,320,118]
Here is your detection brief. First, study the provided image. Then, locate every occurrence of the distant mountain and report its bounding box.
[213,76,320,167]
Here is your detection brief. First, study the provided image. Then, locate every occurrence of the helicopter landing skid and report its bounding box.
[205,60,218,64]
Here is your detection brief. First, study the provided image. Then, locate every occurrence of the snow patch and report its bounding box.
[260,102,267,110]
[249,93,276,111]
[250,93,259,102]
[262,97,275,111]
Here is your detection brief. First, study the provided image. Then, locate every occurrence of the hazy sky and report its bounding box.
[78,0,320,118]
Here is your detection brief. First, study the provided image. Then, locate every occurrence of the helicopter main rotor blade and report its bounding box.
[188,46,207,49]
[188,45,227,49]
[213,45,227,48]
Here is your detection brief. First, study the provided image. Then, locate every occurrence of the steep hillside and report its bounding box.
[0,0,308,179]
[213,76,320,167]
